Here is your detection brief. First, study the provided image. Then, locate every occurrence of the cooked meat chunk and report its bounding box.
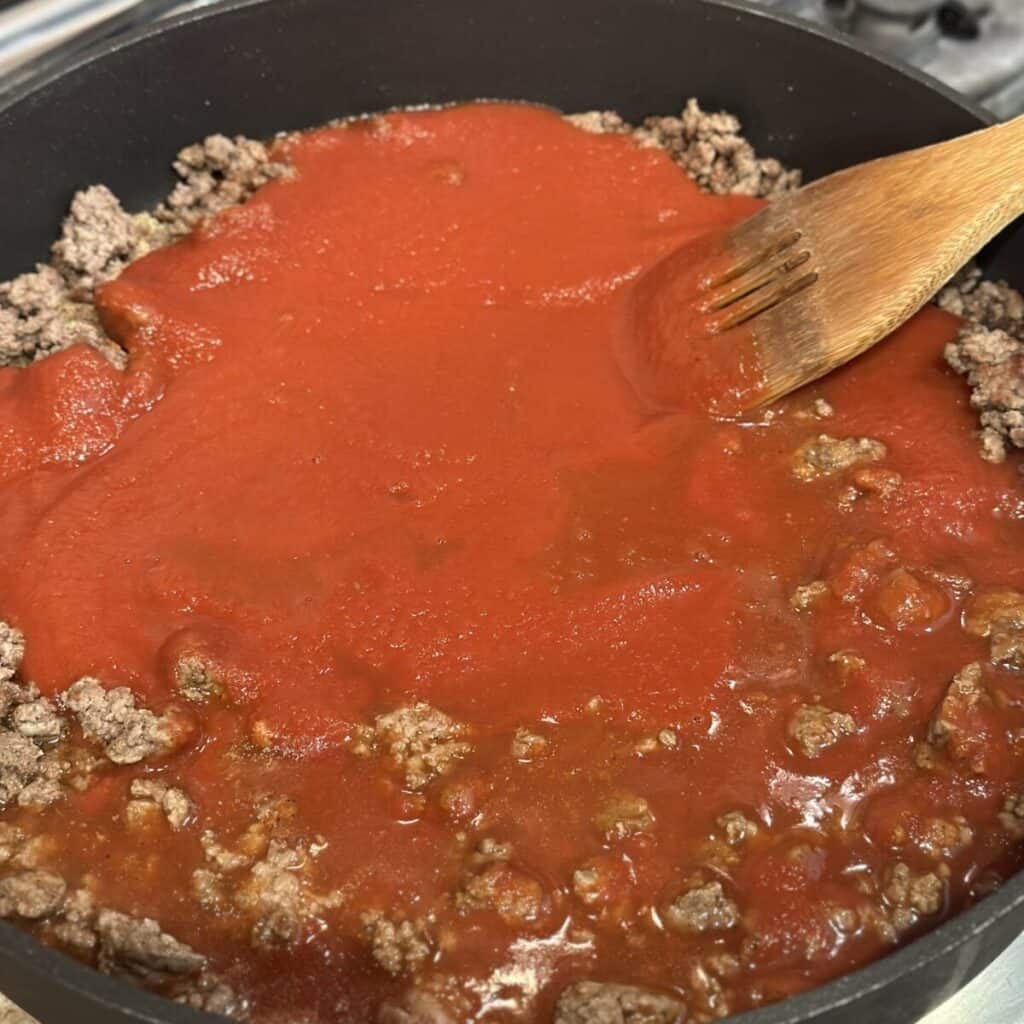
[851,466,902,499]
[790,581,830,611]
[174,656,224,703]
[510,727,548,759]
[171,973,247,1019]
[95,909,205,980]
[353,703,471,791]
[792,435,887,481]
[0,734,44,808]
[63,678,173,765]
[233,838,343,947]
[593,794,655,841]
[964,590,1024,670]
[378,989,458,1024]
[51,186,149,295]
[937,268,1024,331]
[637,99,800,198]
[565,111,631,135]
[663,882,739,934]
[0,994,37,1024]
[554,981,686,1024]
[16,755,66,809]
[927,663,991,772]
[918,817,973,860]
[0,264,113,367]
[361,911,433,975]
[9,694,62,742]
[159,135,290,234]
[456,862,546,926]
[0,624,24,686]
[944,323,1024,463]
[787,705,855,758]
[998,793,1024,839]
[871,569,949,632]
[882,863,945,931]
[126,779,193,831]
[0,870,66,920]
[717,811,759,846]
[569,99,798,198]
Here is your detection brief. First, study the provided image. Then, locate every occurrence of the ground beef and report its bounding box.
[199,829,252,872]
[174,656,224,703]
[791,435,888,482]
[918,817,973,860]
[352,703,471,791]
[0,870,66,920]
[939,270,1024,463]
[882,863,946,931]
[62,678,173,765]
[554,981,686,1024]
[232,837,343,948]
[171,974,247,1019]
[0,626,24,688]
[938,268,1024,330]
[1,135,287,370]
[926,663,988,771]
[0,264,114,367]
[362,911,433,975]
[378,989,458,1024]
[787,704,855,758]
[51,186,165,297]
[998,793,1024,839]
[510,727,548,759]
[0,735,44,809]
[0,996,36,1024]
[592,793,655,841]
[455,861,546,926]
[963,590,1024,670]
[158,135,290,235]
[569,99,799,199]
[126,779,193,831]
[717,811,758,846]
[789,581,830,612]
[96,909,205,981]
[663,881,739,935]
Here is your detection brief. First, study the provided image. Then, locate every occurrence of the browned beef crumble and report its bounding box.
[63,677,177,766]
[663,882,739,935]
[787,704,856,758]
[351,702,472,791]
[554,981,686,1024]
[940,268,1024,463]
[0,136,288,371]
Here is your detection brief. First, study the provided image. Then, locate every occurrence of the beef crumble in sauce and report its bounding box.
[0,101,1022,1024]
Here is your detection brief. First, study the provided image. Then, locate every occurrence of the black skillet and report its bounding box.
[0,0,1022,1021]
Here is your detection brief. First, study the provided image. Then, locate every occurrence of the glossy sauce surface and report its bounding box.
[1,104,1023,1022]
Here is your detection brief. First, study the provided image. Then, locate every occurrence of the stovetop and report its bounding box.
[0,1,1022,1022]
[753,0,1024,116]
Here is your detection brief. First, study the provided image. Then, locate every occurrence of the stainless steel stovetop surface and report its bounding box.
[0,1,1021,1022]
[920,933,1024,1024]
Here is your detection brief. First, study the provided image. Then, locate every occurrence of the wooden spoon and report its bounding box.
[632,115,1024,415]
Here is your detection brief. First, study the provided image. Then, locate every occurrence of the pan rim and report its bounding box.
[0,2,1018,1023]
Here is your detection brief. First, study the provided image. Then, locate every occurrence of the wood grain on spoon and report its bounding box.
[636,113,1024,414]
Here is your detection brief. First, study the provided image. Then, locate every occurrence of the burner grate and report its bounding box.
[753,0,1024,116]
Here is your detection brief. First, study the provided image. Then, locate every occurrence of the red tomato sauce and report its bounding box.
[0,103,1023,1023]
